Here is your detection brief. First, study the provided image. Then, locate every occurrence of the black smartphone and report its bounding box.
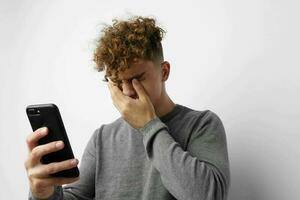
[26,103,79,178]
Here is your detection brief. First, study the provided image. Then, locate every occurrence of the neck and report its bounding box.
[155,91,176,117]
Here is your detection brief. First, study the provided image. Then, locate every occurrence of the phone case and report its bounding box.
[26,103,79,177]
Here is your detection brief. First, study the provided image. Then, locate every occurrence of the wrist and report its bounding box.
[144,113,157,127]
[30,185,55,199]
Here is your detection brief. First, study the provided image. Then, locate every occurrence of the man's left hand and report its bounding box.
[108,79,157,129]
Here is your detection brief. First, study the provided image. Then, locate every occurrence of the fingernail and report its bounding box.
[71,159,78,165]
[56,141,64,148]
[40,127,47,135]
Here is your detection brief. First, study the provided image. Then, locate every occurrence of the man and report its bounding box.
[26,16,230,200]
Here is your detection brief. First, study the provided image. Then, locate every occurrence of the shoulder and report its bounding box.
[91,117,133,142]
[177,104,223,125]
[92,117,124,134]
[176,105,225,137]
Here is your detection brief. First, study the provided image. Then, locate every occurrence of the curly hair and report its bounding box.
[93,16,166,77]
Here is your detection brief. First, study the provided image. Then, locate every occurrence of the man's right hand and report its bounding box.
[24,127,79,199]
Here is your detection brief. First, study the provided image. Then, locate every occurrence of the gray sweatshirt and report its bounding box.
[29,104,230,200]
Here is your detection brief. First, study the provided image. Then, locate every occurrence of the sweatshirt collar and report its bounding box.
[159,104,183,123]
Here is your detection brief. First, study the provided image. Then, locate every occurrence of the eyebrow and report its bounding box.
[127,72,146,82]
[104,72,146,83]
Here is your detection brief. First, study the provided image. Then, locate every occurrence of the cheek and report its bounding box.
[142,81,162,104]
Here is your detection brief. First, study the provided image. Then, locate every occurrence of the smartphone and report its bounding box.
[26,103,79,178]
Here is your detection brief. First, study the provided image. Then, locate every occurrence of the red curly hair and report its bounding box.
[93,16,166,77]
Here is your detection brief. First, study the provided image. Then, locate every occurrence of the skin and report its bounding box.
[25,127,79,199]
[25,59,175,199]
[107,59,176,128]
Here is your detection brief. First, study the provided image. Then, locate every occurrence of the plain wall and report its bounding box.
[0,0,299,199]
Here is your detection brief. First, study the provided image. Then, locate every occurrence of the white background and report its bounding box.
[0,0,299,199]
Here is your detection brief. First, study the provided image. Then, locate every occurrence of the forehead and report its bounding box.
[108,59,156,79]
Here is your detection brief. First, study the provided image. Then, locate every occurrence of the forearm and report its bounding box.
[140,117,229,200]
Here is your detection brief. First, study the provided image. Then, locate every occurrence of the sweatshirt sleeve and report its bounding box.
[28,128,100,200]
[138,111,230,200]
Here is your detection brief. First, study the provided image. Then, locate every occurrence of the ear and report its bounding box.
[161,61,170,81]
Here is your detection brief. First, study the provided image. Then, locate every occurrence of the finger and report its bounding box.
[43,159,79,177]
[108,82,120,100]
[30,159,79,178]
[107,81,116,96]
[132,79,149,101]
[30,176,80,189]
[108,81,128,107]
[107,83,122,112]
[26,127,48,152]
[50,176,80,186]
[29,141,65,166]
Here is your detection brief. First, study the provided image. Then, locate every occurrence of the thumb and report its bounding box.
[132,79,149,101]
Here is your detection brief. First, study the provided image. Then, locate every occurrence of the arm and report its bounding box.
[29,128,99,200]
[139,112,230,200]
[107,79,230,199]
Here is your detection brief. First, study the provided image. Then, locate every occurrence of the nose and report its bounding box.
[121,81,137,98]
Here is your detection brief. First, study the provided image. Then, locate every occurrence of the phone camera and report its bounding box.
[28,108,40,115]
